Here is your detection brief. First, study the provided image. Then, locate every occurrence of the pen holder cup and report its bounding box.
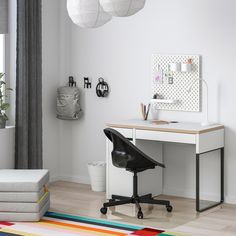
[141,111,148,121]
[181,63,192,73]
[168,63,181,72]
[151,104,159,120]
[141,104,151,120]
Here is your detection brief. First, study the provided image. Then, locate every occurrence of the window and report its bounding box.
[0,34,5,112]
[0,35,4,73]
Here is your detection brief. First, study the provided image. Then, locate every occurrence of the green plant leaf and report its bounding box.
[3,113,8,120]
[0,113,8,121]
[0,81,6,85]
[0,103,10,110]
[0,73,5,79]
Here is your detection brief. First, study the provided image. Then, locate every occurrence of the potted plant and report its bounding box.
[0,73,13,129]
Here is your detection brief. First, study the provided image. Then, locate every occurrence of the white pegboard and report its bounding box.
[152,54,201,112]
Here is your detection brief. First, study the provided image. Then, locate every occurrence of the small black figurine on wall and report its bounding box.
[69,76,76,87]
[96,78,109,97]
[84,77,92,88]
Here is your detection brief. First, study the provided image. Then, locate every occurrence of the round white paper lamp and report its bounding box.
[67,0,112,28]
[99,0,146,17]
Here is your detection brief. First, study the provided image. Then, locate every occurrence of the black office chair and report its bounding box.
[100,128,173,219]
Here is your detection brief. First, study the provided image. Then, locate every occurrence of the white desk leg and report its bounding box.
[132,128,136,145]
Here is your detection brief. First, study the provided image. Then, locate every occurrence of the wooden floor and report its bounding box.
[49,181,236,236]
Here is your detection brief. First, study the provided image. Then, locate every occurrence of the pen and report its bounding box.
[141,103,145,120]
[145,104,150,120]
[144,105,146,118]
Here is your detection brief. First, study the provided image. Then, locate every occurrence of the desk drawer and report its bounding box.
[135,130,196,144]
[112,128,133,139]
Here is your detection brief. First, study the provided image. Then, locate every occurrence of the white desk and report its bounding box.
[106,119,224,212]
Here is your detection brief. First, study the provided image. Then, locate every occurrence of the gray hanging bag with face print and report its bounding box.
[56,86,82,120]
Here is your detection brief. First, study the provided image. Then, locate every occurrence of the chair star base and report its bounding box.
[101,172,172,219]
[101,194,172,219]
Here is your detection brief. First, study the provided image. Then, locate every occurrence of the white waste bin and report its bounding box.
[88,161,106,192]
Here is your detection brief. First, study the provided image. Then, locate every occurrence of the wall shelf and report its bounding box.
[151,99,178,104]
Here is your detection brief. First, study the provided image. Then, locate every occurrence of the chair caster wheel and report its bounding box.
[100,207,107,215]
[137,210,143,219]
[166,205,173,212]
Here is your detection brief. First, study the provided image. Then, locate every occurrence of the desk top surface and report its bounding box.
[107,119,224,134]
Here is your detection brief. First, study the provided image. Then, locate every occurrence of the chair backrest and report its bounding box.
[104,128,165,172]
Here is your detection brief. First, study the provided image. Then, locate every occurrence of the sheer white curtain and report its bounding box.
[0,35,4,72]
[0,0,8,34]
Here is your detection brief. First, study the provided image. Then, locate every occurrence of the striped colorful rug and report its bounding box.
[0,212,187,236]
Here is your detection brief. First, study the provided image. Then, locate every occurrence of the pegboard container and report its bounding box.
[152,54,201,112]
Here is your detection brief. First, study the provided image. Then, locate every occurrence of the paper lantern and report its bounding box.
[67,0,112,28]
[99,0,146,17]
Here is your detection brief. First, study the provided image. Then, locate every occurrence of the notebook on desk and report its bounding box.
[151,120,169,125]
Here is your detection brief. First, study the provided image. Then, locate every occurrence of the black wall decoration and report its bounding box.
[96,78,109,98]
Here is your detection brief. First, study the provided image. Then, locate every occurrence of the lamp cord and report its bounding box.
[188,78,209,123]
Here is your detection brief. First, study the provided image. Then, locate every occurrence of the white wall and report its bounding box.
[42,0,62,181]
[43,0,236,203]
[42,0,74,181]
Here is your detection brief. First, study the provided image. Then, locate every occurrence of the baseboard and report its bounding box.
[225,196,236,204]
[163,187,220,202]
[51,175,90,185]
[163,187,236,204]
[49,175,61,183]
[163,187,195,199]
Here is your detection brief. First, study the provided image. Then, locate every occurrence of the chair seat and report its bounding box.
[126,165,156,173]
